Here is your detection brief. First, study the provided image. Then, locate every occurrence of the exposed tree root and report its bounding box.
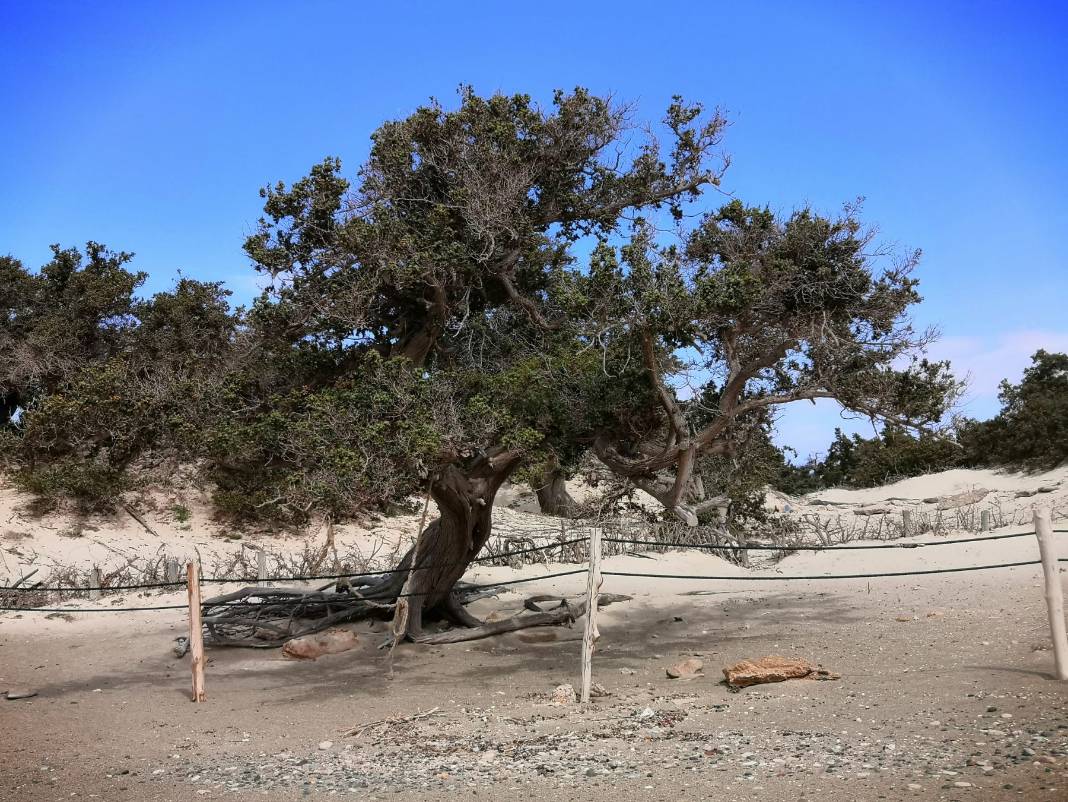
[200,579,631,649]
[415,593,631,645]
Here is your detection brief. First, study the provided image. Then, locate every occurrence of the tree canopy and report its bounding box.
[1,87,983,641]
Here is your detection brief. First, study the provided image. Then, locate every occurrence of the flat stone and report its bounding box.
[282,629,359,661]
[722,655,818,687]
[666,657,704,679]
[5,688,37,700]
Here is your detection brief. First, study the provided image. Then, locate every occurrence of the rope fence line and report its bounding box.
[0,568,592,613]
[602,558,1052,582]
[604,529,1058,552]
[0,537,590,594]
[5,529,1063,594]
[2,527,1066,609]
[4,555,1066,614]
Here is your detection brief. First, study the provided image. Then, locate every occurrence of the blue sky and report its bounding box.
[2,1,1066,459]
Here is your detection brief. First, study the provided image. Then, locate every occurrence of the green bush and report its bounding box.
[959,350,1068,470]
[15,461,132,512]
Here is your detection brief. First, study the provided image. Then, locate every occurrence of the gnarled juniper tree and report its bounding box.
[237,87,957,641]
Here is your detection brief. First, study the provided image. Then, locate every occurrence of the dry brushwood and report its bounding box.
[343,706,442,738]
[200,578,631,649]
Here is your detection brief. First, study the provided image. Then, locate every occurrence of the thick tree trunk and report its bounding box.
[535,468,577,517]
[203,447,628,650]
[389,449,521,641]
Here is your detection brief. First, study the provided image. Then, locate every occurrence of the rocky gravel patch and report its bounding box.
[172,690,1068,796]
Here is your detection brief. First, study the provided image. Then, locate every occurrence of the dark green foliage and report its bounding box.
[202,353,451,522]
[772,426,959,491]
[4,250,240,510]
[840,426,959,488]
[0,88,993,523]
[959,350,1068,470]
[695,424,790,522]
[0,244,144,427]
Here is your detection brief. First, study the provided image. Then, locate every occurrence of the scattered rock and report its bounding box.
[318,741,333,751]
[281,628,359,660]
[589,682,611,698]
[666,657,704,679]
[5,688,37,700]
[172,637,190,658]
[854,507,890,516]
[550,683,576,704]
[722,655,820,687]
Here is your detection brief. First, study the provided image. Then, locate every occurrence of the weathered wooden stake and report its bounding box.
[187,561,207,702]
[88,567,102,600]
[257,550,268,587]
[901,509,912,537]
[1033,508,1068,681]
[981,509,991,532]
[164,558,180,585]
[580,525,603,703]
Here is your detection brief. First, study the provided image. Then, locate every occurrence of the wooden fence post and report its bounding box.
[580,525,603,703]
[257,550,268,587]
[901,509,912,537]
[187,561,207,702]
[88,567,102,600]
[1034,508,1068,681]
[164,558,180,585]
[981,509,991,532]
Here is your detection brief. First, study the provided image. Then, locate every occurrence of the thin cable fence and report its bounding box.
[0,538,589,596]
[7,556,1066,615]
[602,558,1055,582]
[2,520,1064,612]
[603,528,1059,552]
[0,568,591,613]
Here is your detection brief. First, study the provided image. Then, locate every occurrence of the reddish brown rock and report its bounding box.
[722,655,818,687]
[282,628,360,660]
